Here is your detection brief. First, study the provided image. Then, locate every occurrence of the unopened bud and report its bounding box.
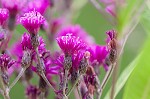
[71,69,79,83]
[79,58,88,74]
[79,52,90,74]
[36,59,45,74]
[21,51,31,68]
[64,54,72,70]
[31,34,39,49]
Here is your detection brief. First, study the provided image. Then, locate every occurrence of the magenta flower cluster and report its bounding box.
[0,0,117,99]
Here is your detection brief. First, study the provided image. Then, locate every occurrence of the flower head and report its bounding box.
[106,29,116,40]
[21,33,32,51]
[0,8,9,26]
[0,54,16,72]
[56,34,87,55]
[54,51,85,71]
[1,0,27,16]
[57,25,95,44]
[87,45,109,71]
[24,0,49,15]
[19,10,45,34]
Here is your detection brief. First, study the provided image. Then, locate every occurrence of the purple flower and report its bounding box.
[1,0,27,16]
[19,10,45,34]
[72,51,85,70]
[38,36,46,54]
[42,51,62,76]
[0,8,9,26]
[21,33,32,51]
[99,0,116,17]
[106,29,116,40]
[57,25,95,45]
[11,41,23,60]
[10,40,23,68]
[53,53,64,68]
[0,54,16,72]
[87,45,109,71]
[56,34,87,55]
[50,18,63,34]
[54,51,85,70]
[21,32,47,54]
[105,4,116,17]
[23,0,49,15]
[26,85,40,99]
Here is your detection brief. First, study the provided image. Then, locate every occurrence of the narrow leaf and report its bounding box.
[104,53,142,99]
[123,38,150,99]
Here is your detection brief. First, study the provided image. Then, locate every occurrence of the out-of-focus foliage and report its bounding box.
[117,0,145,33]
[123,37,150,99]
[104,53,142,99]
[141,5,150,36]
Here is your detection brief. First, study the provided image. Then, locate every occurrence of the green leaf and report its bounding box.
[141,6,150,36]
[123,38,150,99]
[104,53,142,99]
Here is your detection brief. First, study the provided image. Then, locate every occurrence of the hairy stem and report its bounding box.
[67,75,80,97]
[9,68,26,90]
[35,48,56,94]
[0,69,10,99]
[40,73,56,92]
[77,86,82,99]
[62,70,68,99]
[99,63,115,98]
[39,92,45,99]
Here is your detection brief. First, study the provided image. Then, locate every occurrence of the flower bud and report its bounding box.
[64,54,72,70]
[21,51,31,68]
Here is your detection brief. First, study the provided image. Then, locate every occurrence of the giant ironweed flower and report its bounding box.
[1,0,27,16]
[0,54,16,72]
[0,8,9,26]
[21,32,46,52]
[19,10,45,35]
[24,0,49,15]
[57,25,95,44]
[21,33,32,51]
[56,33,87,55]
[87,45,109,71]
[54,51,85,71]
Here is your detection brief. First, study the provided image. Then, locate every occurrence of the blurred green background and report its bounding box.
[0,1,147,99]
